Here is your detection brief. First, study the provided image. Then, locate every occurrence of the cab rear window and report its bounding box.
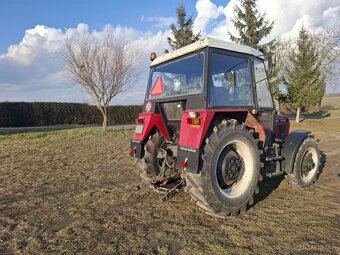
[147,52,205,99]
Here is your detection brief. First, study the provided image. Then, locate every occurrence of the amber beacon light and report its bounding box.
[150,52,157,61]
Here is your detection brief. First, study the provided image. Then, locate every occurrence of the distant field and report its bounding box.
[1,122,339,254]
[290,119,340,132]
[322,96,340,109]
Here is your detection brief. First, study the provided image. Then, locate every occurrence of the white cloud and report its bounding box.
[1,0,339,104]
[209,0,237,40]
[193,0,224,34]
[257,0,340,39]
[194,0,340,42]
[322,5,340,24]
[0,24,170,104]
[141,16,176,28]
[4,25,62,65]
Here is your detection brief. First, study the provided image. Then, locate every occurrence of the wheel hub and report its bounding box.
[225,157,242,183]
[302,152,315,176]
[219,149,244,187]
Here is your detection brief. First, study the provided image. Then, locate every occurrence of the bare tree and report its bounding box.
[63,31,140,130]
[312,27,340,97]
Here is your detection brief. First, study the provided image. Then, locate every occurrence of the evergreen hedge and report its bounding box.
[0,102,142,127]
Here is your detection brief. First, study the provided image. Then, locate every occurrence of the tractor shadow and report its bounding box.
[254,175,284,205]
[318,150,327,179]
[253,150,326,206]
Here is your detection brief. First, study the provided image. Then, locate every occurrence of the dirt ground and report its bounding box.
[0,120,339,254]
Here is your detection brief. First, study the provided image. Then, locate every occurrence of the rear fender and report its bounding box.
[179,110,266,149]
[132,112,170,142]
[177,110,266,174]
[131,113,170,159]
[179,110,215,149]
[281,130,311,174]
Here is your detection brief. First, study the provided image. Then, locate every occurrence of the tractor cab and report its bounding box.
[130,38,320,218]
[139,38,285,145]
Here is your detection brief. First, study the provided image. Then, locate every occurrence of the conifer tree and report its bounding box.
[167,4,201,51]
[286,27,326,123]
[229,0,279,110]
[229,0,274,52]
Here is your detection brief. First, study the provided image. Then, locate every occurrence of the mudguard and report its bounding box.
[130,113,170,158]
[177,109,266,173]
[179,109,266,149]
[132,113,170,141]
[281,130,311,174]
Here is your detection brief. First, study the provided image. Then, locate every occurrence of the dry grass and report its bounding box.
[290,119,340,132]
[0,123,339,254]
[322,96,340,109]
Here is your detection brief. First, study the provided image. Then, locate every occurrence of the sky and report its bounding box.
[0,0,339,105]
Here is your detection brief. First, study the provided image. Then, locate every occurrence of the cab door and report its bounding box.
[253,59,275,144]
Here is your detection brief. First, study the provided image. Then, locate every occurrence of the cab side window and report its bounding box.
[254,59,274,108]
[209,53,254,107]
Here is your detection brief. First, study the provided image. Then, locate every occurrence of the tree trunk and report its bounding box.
[295,107,301,123]
[317,102,322,112]
[102,112,108,131]
[274,98,281,114]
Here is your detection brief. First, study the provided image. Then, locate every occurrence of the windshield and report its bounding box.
[147,52,205,99]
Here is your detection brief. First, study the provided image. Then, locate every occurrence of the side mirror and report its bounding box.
[267,55,274,75]
[266,52,276,76]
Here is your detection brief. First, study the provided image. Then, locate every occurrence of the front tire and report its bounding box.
[185,119,261,217]
[286,138,320,188]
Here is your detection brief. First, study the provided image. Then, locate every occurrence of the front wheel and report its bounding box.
[185,119,261,217]
[286,138,321,188]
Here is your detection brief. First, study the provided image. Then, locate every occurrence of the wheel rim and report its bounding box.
[215,140,254,199]
[300,147,319,183]
[155,140,175,177]
[156,140,167,168]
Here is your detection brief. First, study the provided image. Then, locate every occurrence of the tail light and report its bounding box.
[187,111,200,125]
[132,147,137,156]
[187,117,200,125]
[180,157,188,169]
[135,118,144,124]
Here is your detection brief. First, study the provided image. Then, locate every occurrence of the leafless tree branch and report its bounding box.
[62,31,140,130]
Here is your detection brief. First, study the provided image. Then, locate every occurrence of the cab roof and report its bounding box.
[150,37,264,67]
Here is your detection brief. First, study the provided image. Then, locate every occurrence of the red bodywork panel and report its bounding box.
[179,110,214,149]
[179,110,266,149]
[132,110,266,149]
[132,113,170,141]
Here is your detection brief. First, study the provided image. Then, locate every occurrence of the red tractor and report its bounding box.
[130,38,321,217]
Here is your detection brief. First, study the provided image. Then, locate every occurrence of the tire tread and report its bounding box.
[185,119,261,218]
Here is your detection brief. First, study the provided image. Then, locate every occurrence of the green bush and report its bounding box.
[0,102,142,127]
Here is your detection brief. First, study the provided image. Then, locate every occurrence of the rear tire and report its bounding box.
[139,132,165,181]
[185,119,261,217]
[286,138,320,188]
